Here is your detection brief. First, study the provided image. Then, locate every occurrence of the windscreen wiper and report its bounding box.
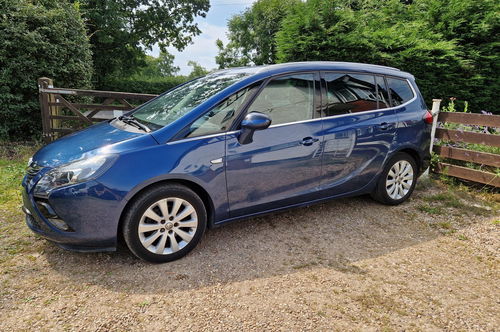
[118,115,151,133]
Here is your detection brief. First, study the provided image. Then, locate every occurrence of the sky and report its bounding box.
[148,0,256,75]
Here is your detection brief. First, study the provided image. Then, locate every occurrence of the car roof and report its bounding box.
[215,61,414,80]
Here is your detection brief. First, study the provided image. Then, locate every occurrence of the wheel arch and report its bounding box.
[395,147,422,175]
[117,178,216,241]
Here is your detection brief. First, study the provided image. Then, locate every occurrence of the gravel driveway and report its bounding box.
[0,179,498,331]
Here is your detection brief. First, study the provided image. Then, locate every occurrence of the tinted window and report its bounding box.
[186,84,259,138]
[387,77,414,106]
[247,74,315,125]
[375,76,390,109]
[324,73,378,116]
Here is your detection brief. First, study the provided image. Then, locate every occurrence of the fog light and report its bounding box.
[48,218,70,231]
[35,199,73,232]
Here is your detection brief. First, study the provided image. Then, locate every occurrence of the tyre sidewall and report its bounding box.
[123,185,207,263]
[375,153,417,205]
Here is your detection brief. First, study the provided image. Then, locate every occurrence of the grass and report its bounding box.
[0,142,39,211]
[437,222,453,230]
[0,161,26,209]
[425,177,498,214]
[417,204,444,215]
[0,143,40,263]
[423,191,464,208]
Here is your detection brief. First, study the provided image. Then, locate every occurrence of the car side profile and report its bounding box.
[22,62,432,262]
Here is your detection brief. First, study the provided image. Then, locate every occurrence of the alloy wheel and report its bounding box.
[138,197,198,255]
[385,160,414,200]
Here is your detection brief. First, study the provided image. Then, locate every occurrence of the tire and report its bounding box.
[371,152,417,205]
[122,184,207,263]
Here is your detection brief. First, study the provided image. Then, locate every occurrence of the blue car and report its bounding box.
[22,62,432,262]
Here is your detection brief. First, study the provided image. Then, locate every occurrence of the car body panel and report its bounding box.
[32,121,155,167]
[319,108,397,196]
[225,120,323,218]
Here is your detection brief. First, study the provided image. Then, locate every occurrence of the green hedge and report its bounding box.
[0,0,93,140]
[276,0,499,113]
[99,76,189,95]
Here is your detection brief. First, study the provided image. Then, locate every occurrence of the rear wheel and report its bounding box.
[122,184,206,263]
[371,152,417,205]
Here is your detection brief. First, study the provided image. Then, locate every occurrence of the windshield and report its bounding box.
[132,71,253,128]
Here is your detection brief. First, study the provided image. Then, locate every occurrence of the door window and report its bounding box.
[324,73,378,116]
[185,84,259,138]
[386,77,414,106]
[246,74,315,126]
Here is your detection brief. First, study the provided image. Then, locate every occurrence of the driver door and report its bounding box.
[225,73,323,218]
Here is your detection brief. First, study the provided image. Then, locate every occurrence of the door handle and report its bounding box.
[300,137,319,146]
[378,122,391,131]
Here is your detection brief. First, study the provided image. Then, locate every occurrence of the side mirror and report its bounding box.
[238,112,272,145]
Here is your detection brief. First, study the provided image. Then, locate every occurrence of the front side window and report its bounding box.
[185,84,259,138]
[324,73,378,116]
[132,70,253,128]
[246,74,315,126]
[387,77,414,106]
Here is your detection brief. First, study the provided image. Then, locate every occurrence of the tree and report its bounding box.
[135,52,180,78]
[157,52,180,77]
[215,0,300,68]
[0,0,93,140]
[275,0,499,112]
[187,61,209,79]
[415,0,499,111]
[71,0,210,86]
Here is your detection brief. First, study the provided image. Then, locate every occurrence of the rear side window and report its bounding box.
[324,73,378,116]
[387,77,414,106]
[247,74,315,126]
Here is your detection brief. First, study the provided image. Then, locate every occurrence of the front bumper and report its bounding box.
[22,175,124,252]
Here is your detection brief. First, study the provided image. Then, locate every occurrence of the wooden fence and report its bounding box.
[432,110,500,187]
[38,77,158,143]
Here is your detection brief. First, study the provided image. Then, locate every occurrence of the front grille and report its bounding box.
[26,164,42,182]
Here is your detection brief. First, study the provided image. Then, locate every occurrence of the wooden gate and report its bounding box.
[38,77,158,143]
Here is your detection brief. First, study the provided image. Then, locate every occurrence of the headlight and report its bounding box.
[34,154,117,196]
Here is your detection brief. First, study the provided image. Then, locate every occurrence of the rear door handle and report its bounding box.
[378,122,391,130]
[300,137,319,146]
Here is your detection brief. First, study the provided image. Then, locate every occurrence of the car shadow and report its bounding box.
[42,193,447,294]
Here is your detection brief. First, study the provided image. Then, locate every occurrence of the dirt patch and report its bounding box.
[0,179,498,331]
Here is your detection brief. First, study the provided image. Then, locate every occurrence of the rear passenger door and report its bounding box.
[318,72,396,196]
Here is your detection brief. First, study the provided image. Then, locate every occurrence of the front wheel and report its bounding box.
[122,184,207,263]
[371,152,417,205]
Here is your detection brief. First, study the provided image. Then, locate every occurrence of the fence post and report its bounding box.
[429,99,442,153]
[423,99,442,177]
[38,77,53,143]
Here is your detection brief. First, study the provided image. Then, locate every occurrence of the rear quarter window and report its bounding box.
[386,77,414,106]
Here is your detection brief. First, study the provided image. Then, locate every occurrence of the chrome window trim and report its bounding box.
[166,131,228,145]
[167,78,416,144]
